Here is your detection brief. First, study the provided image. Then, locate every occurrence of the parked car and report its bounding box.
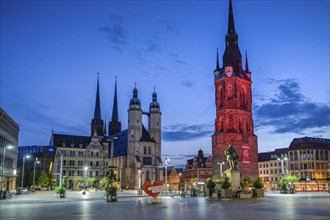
[20,187,29,194]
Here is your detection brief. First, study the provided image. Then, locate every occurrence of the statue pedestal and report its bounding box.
[225,169,240,192]
[148,198,162,204]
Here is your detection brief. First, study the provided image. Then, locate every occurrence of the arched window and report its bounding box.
[217,86,223,107]
[240,87,246,108]
[227,84,233,99]
[229,114,234,131]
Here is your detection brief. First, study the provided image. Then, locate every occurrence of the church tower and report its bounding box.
[108,76,122,135]
[148,87,162,158]
[212,0,259,179]
[91,73,104,136]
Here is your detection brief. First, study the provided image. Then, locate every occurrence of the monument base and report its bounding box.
[225,169,241,192]
[148,198,162,204]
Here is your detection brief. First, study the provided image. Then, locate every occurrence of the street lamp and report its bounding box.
[32,158,40,192]
[272,153,288,178]
[165,158,170,192]
[217,162,224,178]
[1,145,13,190]
[138,170,142,190]
[21,155,31,188]
[84,166,88,188]
[59,151,64,187]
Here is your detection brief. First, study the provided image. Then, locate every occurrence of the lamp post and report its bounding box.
[217,162,224,178]
[277,154,288,177]
[165,158,170,192]
[138,170,142,194]
[84,166,88,189]
[59,151,63,187]
[1,145,13,190]
[272,153,288,189]
[32,158,40,192]
[21,155,31,188]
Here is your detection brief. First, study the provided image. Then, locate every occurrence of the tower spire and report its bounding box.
[245,50,249,72]
[111,76,119,122]
[109,76,122,135]
[91,73,104,136]
[216,48,220,70]
[104,117,107,134]
[228,0,236,35]
[223,0,242,74]
[94,73,101,120]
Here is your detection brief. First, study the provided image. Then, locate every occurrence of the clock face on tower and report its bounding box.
[225,66,233,77]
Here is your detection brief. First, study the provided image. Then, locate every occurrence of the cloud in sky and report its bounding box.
[99,15,127,51]
[162,78,329,145]
[254,79,330,134]
[180,80,193,87]
[162,122,213,141]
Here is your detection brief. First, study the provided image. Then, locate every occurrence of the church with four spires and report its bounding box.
[51,75,163,190]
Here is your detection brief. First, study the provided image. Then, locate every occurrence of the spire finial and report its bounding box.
[93,73,101,120]
[111,76,119,123]
[245,50,249,72]
[216,48,220,70]
[228,0,236,35]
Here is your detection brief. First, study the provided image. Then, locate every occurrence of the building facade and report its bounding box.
[288,137,329,182]
[51,76,163,190]
[258,148,289,190]
[258,137,330,191]
[184,149,213,191]
[0,107,19,192]
[212,0,259,179]
[17,145,56,188]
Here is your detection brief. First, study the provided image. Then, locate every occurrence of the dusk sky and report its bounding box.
[1,0,329,167]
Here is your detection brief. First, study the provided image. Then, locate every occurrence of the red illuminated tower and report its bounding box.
[212,0,259,179]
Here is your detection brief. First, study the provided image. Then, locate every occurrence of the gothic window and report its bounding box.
[227,84,233,99]
[143,157,152,165]
[217,86,223,107]
[246,121,250,132]
[229,114,234,131]
[240,88,246,108]
[239,117,243,132]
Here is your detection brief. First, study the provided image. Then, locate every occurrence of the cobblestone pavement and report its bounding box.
[0,191,329,220]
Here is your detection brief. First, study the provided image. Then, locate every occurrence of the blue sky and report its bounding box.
[1,0,329,167]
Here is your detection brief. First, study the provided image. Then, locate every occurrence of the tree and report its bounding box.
[252,177,264,189]
[241,176,252,192]
[206,178,216,198]
[73,177,83,188]
[103,170,117,201]
[87,177,96,188]
[279,175,299,191]
[190,178,198,185]
[38,171,50,187]
[206,178,216,189]
[221,177,231,189]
